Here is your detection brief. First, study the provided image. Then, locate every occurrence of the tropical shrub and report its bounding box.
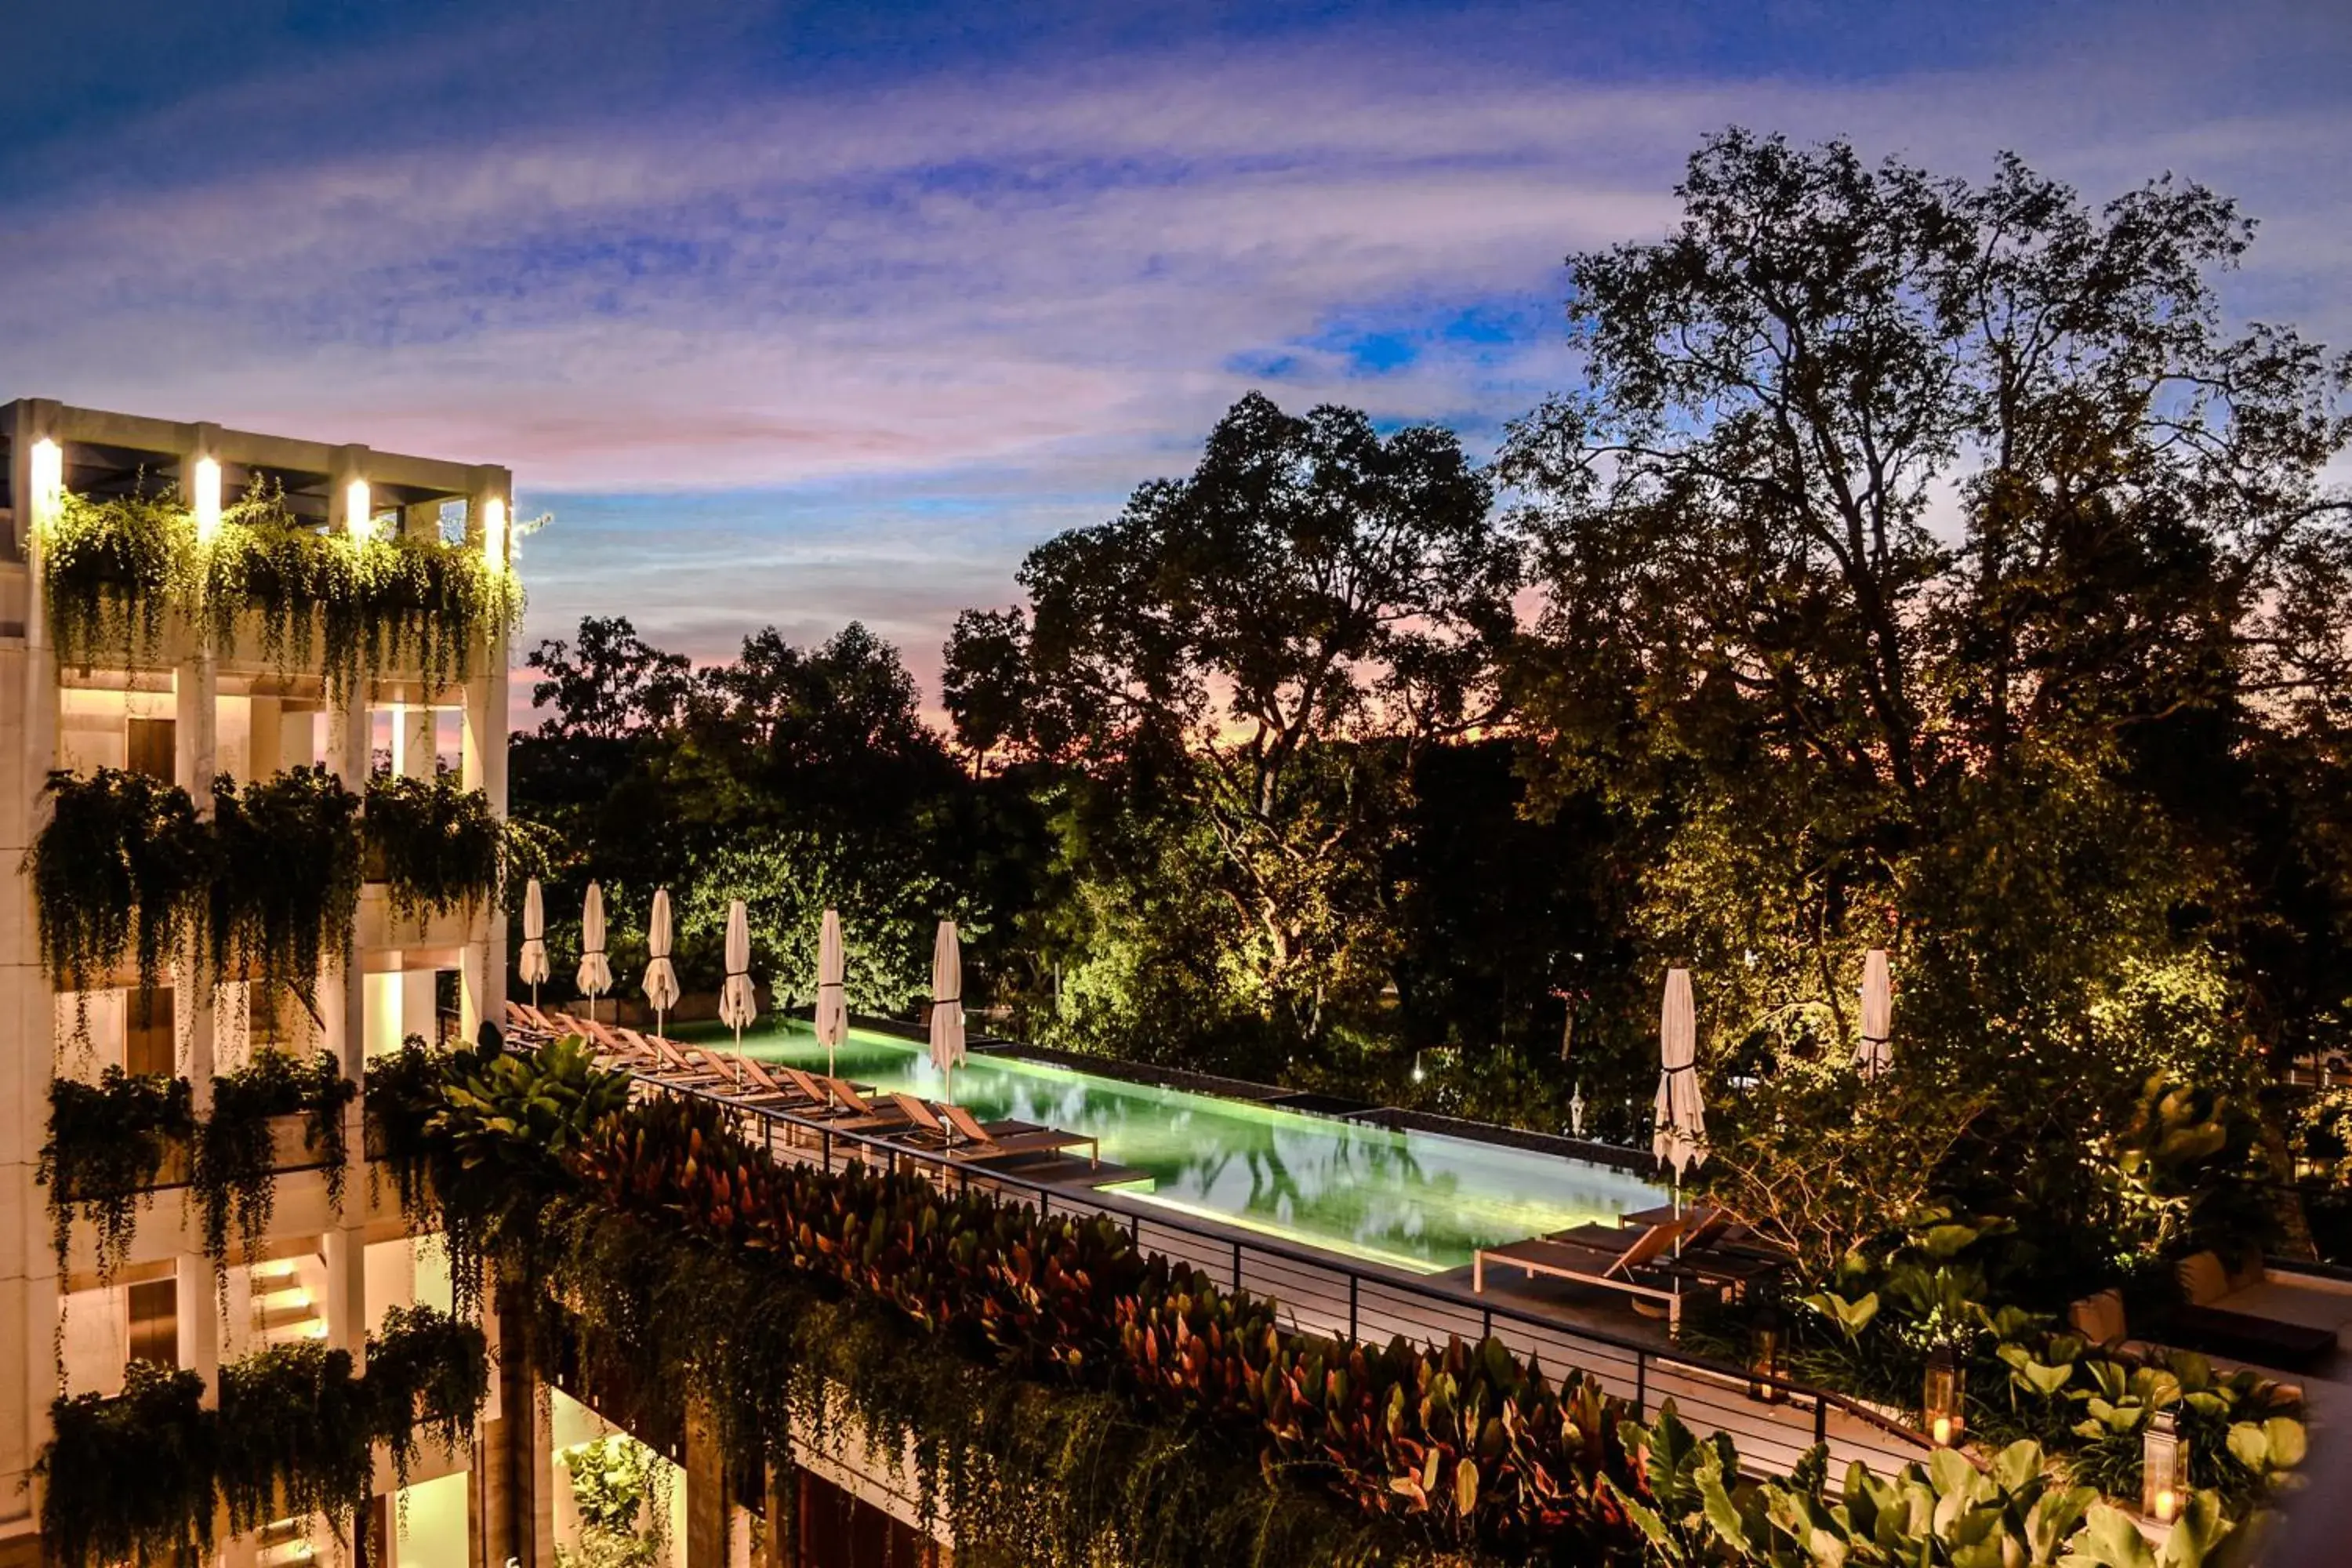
[555,1435,670,1568]
[372,1031,630,1313]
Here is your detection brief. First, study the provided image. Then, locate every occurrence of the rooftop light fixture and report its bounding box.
[344,477,373,539]
[482,495,507,567]
[192,456,223,542]
[29,437,64,522]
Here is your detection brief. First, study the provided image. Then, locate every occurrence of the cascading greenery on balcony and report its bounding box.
[36,1305,491,1568]
[363,770,510,927]
[28,766,528,1013]
[37,1066,196,1282]
[26,768,210,1006]
[193,1048,355,1283]
[38,483,522,696]
[209,766,367,1022]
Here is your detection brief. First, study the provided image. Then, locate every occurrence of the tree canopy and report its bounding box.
[945,392,1521,1036]
[1504,128,2352,1240]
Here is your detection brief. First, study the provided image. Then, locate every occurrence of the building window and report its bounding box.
[127,717,177,782]
[126,987,175,1076]
[127,1278,177,1367]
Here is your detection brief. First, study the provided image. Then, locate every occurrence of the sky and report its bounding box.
[5,0,2348,717]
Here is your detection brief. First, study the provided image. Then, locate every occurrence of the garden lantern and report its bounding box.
[1747,1306,1784,1403]
[1924,1345,1964,1446]
[2143,1406,2188,1523]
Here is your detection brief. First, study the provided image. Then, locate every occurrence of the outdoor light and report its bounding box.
[2143,1406,2189,1523]
[344,477,373,538]
[29,437,64,521]
[482,495,508,566]
[1748,1305,1785,1403]
[192,456,223,541]
[1924,1344,1964,1446]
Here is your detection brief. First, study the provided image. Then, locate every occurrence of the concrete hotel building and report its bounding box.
[0,398,517,1566]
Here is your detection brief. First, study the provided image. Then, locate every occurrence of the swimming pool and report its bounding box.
[679,1020,1662,1275]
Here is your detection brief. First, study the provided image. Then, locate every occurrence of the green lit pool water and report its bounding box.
[680,1020,1662,1274]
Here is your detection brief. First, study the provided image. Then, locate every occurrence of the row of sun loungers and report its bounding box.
[504,1001,1098,1168]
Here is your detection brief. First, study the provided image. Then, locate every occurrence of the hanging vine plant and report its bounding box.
[36,1360,215,1568]
[37,1309,490,1568]
[38,1068,197,1281]
[368,1303,495,1489]
[25,768,211,1026]
[36,488,200,671]
[208,767,364,1029]
[193,1049,355,1280]
[365,771,506,926]
[215,1341,377,1546]
[203,486,523,701]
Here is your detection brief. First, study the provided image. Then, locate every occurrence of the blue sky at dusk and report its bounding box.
[5,0,2348,706]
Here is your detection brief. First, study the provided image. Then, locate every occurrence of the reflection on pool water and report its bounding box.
[679,1020,1662,1275]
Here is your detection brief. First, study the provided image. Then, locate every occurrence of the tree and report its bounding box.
[526,617,695,742]
[944,391,1522,1038]
[1504,129,2352,1250]
[509,616,1049,1019]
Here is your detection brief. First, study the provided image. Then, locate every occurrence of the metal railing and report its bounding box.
[628,1068,1934,1482]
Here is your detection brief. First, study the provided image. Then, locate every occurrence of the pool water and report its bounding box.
[680,1020,1662,1275]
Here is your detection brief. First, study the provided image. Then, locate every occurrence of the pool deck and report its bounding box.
[681,1067,1936,1484]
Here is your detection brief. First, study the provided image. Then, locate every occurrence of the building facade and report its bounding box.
[0,398,516,1565]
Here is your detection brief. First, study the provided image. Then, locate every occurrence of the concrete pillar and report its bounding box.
[3,400,64,1529]
[459,470,511,1048]
[324,556,371,1373]
[174,527,224,1404]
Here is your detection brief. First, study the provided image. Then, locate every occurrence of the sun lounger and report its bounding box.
[504,1000,557,1041]
[1551,1209,1788,1273]
[936,1100,1099,1166]
[2160,1254,2343,1370]
[881,1096,1100,1167]
[790,1078,918,1134]
[629,1029,735,1085]
[1474,1224,1726,1332]
[724,1054,826,1109]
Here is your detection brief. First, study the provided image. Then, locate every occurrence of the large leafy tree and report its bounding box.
[945,392,1521,1037]
[1505,130,2352,1242]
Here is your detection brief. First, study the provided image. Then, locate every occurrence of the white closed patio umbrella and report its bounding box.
[719,898,759,1046]
[643,887,681,1040]
[1653,967,1707,1205]
[577,882,613,1024]
[518,878,550,1010]
[928,920,966,1114]
[815,907,849,1083]
[1857,948,1893,1080]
